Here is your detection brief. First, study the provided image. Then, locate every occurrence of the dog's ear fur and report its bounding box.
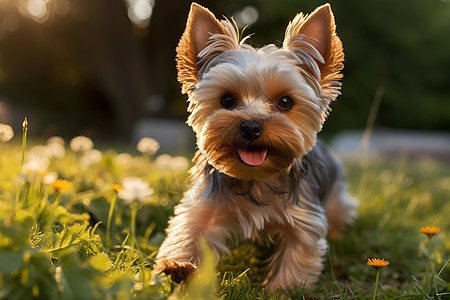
[283,4,344,103]
[177,3,236,94]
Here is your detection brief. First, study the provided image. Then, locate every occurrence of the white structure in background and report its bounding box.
[331,130,450,162]
[132,118,195,155]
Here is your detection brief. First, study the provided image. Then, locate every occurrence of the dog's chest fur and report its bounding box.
[188,141,337,243]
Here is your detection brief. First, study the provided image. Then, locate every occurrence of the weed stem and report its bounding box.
[106,191,117,248]
[373,269,381,300]
[424,236,433,289]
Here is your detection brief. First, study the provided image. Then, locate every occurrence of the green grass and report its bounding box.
[0,135,449,299]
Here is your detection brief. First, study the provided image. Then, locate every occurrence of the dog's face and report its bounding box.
[178,3,344,180]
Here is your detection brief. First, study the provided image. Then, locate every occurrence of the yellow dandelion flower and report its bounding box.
[52,179,73,191]
[368,258,390,300]
[112,184,124,192]
[367,258,390,270]
[420,226,440,237]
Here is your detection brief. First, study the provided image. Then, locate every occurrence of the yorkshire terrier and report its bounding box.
[155,3,358,291]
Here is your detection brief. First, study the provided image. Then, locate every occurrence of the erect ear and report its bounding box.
[177,3,234,94]
[283,4,344,102]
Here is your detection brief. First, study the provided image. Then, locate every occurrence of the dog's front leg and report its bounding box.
[263,208,328,291]
[154,193,233,283]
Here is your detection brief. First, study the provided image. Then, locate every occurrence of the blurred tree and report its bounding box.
[71,0,151,140]
[142,0,192,116]
[327,0,450,134]
[0,0,150,140]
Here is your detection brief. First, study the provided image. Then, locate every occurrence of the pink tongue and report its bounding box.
[238,148,267,166]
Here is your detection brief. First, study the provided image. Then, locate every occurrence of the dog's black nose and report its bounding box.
[239,121,263,141]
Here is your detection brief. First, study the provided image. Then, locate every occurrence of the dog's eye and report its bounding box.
[277,96,294,110]
[221,95,236,109]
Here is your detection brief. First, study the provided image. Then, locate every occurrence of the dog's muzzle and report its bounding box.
[239,121,263,141]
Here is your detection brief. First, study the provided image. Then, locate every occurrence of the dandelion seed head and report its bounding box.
[171,156,189,172]
[28,142,65,161]
[47,136,66,158]
[137,137,160,155]
[45,142,66,159]
[47,136,65,147]
[19,155,58,183]
[0,123,14,142]
[155,154,189,173]
[42,172,58,185]
[113,153,133,166]
[23,143,64,175]
[28,145,51,159]
[154,154,172,169]
[118,177,153,204]
[80,149,102,168]
[70,135,94,152]
[22,158,50,174]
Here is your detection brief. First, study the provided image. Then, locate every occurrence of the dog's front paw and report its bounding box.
[154,259,197,283]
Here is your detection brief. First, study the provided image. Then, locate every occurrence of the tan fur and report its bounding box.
[284,4,345,122]
[177,3,238,94]
[155,3,357,291]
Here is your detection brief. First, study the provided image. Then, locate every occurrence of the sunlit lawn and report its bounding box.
[0,128,448,299]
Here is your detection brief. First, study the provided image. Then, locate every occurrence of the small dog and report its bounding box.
[155,3,358,291]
